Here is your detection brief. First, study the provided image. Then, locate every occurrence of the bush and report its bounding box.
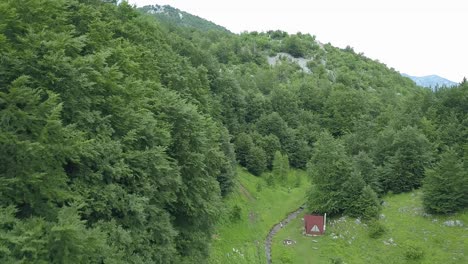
[246,146,267,176]
[367,221,386,238]
[230,205,242,222]
[266,173,275,187]
[256,182,263,192]
[278,251,293,264]
[404,244,424,261]
[294,173,302,187]
[329,257,344,264]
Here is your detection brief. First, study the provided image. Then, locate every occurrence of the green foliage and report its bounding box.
[257,134,281,169]
[278,250,294,263]
[356,185,381,220]
[0,78,79,218]
[324,84,369,136]
[0,205,114,264]
[330,257,344,264]
[353,151,380,193]
[266,173,276,187]
[216,127,238,196]
[367,220,387,239]
[404,243,425,261]
[256,182,263,192]
[140,5,230,33]
[376,126,433,193]
[1,0,465,262]
[245,145,267,176]
[343,174,381,219]
[307,132,352,215]
[230,205,242,222]
[208,168,309,264]
[0,1,237,262]
[342,171,366,214]
[234,132,254,167]
[272,151,290,183]
[283,35,307,58]
[423,149,468,214]
[272,191,467,263]
[307,132,381,219]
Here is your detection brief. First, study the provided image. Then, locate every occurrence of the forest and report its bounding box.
[0,1,467,263]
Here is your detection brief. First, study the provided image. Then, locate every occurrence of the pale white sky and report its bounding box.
[128,0,467,82]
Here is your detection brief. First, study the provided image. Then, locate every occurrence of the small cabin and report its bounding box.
[304,214,326,236]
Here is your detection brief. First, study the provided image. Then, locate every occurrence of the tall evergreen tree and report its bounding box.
[377,126,433,193]
[307,132,352,215]
[423,149,468,214]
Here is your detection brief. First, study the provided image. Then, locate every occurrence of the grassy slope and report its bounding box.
[272,191,467,264]
[209,167,309,264]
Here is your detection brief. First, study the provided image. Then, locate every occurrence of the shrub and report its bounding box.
[294,173,302,187]
[256,182,263,192]
[266,173,275,187]
[404,244,424,261]
[278,251,293,264]
[329,257,344,264]
[367,221,386,238]
[230,205,242,222]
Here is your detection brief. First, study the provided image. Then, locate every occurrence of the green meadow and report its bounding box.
[272,191,467,264]
[208,168,309,263]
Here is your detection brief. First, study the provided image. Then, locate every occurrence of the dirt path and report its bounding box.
[239,183,255,201]
[265,205,304,264]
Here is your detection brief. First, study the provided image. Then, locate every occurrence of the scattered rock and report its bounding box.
[267,53,312,73]
[283,239,296,246]
[383,238,397,246]
[229,247,244,258]
[443,220,464,227]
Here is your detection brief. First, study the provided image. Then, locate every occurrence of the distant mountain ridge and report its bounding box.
[139,5,230,33]
[402,73,457,88]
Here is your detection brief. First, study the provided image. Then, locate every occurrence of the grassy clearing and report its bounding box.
[272,191,467,264]
[208,167,309,264]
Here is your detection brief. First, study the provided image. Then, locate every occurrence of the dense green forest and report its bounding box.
[0,1,466,263]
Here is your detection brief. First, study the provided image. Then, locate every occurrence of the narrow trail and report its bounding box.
[265,205,305,264]
[239,182,255,201]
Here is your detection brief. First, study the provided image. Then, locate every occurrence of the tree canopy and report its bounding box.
[0,0,466,262]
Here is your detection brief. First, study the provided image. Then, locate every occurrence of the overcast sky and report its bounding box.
[128,0,467,82]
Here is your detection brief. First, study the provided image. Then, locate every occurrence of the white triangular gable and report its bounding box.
[311,225,320,232]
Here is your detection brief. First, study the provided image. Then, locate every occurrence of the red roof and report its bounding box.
[304,215,325,235]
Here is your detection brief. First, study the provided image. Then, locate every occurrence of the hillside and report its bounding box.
[273,191,467,263]
[1,1,466,263]
[139,5,230,32]
[208,168,309,264]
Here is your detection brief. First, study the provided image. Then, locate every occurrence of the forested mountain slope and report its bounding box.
[139,4,230,33]
[402,73,457,89]
[1,1,466,263]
